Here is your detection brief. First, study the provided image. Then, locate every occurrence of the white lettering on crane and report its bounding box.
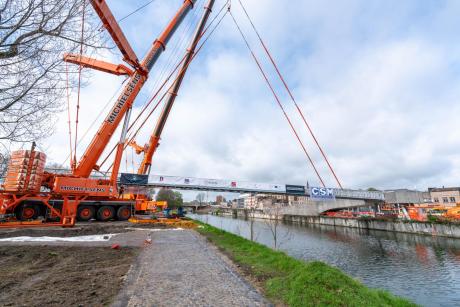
[107,73,142,124]
[60,186,106,192]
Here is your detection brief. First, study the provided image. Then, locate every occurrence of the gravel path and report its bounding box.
[113,229,270,307]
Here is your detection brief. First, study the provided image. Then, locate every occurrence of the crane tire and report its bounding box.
[77,205,95,221]
[117,206,131,221]
[97,206,115,222]
[15,204,39,221]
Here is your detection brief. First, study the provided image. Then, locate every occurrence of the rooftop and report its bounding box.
[428,187,460,192]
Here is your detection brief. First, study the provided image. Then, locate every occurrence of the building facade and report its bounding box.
[384,189,431,205]
[429,187,460,207]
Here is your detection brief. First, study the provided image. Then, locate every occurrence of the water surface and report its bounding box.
[191,214,460,307]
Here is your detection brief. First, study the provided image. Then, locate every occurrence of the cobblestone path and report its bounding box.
[113,229,270,307]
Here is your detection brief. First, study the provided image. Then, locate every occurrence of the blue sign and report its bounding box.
[309,187,336,200]
[120,173,148,185]
[286,184,306,195]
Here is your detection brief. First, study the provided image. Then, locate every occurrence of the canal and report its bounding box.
[190,214,460,307]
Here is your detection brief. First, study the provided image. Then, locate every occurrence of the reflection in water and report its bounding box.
[191,214,460,307]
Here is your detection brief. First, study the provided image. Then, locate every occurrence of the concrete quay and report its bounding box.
[283,215,460,238]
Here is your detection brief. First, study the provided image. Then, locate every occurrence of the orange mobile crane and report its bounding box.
[0,0,214,227]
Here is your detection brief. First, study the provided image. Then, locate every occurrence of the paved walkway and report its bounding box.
[113,229,270,307]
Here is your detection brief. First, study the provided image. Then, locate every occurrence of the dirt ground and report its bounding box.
[0,221,136,239]
[0,245,139,307]
[0,222,158,306]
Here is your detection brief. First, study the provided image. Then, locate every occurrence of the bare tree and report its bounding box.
[264,204,283,249]
[245,207,258,242]
[264,200,295,250]
[0,0,106,147]
[0,151,9,178]
[196,192,206,206]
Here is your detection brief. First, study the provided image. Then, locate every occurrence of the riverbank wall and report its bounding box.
[208,208,460,238]
[283,215,460,238]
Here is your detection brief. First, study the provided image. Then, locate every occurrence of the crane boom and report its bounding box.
[138,0,216,175]
[64,53,134,76]
[90,0,140,70]
[73,0,195,179]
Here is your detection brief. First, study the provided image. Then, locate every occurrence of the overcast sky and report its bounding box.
[42,0,460,194]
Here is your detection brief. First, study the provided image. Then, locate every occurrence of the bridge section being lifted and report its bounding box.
[121,174,384,202]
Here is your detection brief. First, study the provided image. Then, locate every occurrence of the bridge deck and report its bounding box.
[121,174,384,201]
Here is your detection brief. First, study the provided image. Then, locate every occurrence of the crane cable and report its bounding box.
[142,0,204,111]
[64,62,73,170]
[60,80,126,168]
[122,0,204,144]
[74,1,197,169]
[236,0,343,189]
[104,4,229,172]
[99,2,230,171]
[118,0,157,23]
[99,2,204,170]
[75,0,202,171]
[98,55,187,170]
[74,0,87,171]
[230,11,326,187]
[126,0,207,141]
[126,2,230,156]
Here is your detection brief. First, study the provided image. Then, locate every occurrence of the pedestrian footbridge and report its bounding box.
[120,174,384,214]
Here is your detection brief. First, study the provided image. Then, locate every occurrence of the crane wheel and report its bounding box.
[117,206,131,221]
[77,206,95,221]
[97,206,115,222]
[15,204,39,221]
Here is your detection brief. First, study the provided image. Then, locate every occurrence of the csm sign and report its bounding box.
[309,187,335,200]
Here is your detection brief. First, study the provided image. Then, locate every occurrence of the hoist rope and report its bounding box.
[59,79,126,168]
[138,0,203,117]
[131,146,135,173]
[129,0,229,138]
[124,0,204,140]
[237,0,343,188]
[65,62,73,169]
[121,0,204,157]
[127,2,230,155]
[125,5,230,166]
[67,0,203,171]
[230,11,326,187]
[74,0,87,169]
[97,55,186,170]
[99,2,230,171]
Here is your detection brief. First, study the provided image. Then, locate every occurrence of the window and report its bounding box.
[443,197,449,203]
[450,197,457,203]
[434,197,439,203]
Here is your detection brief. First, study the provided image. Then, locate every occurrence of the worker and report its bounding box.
[118,185,124,198]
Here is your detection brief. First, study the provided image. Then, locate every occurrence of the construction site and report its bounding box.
[1,0,460,306]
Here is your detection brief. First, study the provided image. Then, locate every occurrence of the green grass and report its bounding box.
[196,221,417,307]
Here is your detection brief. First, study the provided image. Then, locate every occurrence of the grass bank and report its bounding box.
[196,222,416,307]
